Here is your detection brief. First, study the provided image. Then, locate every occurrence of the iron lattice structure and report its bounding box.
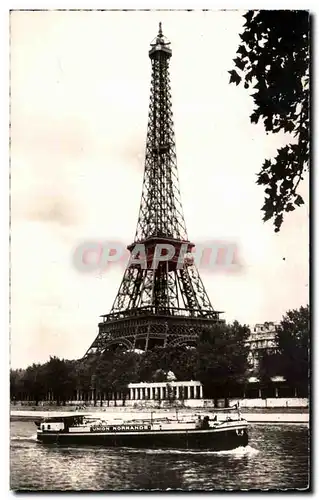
[84,24,223,356]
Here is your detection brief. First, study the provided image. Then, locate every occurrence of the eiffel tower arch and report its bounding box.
[84,23,224,357]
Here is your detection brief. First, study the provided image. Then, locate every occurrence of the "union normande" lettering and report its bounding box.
[91,424,150,432]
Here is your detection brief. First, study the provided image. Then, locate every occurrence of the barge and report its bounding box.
[35,409,248,451]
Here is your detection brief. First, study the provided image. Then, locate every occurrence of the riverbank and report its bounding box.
[10,407,309,424]
[11,404,309,413]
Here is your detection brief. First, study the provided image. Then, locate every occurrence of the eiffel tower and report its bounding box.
[84,23,223,356]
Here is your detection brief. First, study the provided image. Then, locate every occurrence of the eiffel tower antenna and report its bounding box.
[84,25,223,356]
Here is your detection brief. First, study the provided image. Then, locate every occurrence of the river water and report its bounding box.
[10,421,309,491]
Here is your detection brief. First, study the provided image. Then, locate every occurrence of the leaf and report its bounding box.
[228,69,241,85]
[250,111,259,124]
[263,159,272,169]
[245,70,255,82]
[286,203,295,212]
[257,172,270,184]
[274,214,284,231]
[240,30,253,44]
[236,45,248,56]
[284,121,296,133]
[262,211,273,222]
[233,57,247,71]
[264,116,273,131]
[243,11,254,24]
[295,194,304,206]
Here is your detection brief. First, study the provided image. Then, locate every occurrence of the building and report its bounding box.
[128,381,203,407]
[247,322,278,370]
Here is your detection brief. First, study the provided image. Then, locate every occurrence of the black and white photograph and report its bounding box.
[9,8,310,491]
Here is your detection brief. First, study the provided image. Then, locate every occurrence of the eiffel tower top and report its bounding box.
[134,23,188,243]
[149,22,172,59]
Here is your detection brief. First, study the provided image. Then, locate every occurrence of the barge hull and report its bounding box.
[37,428,248,450]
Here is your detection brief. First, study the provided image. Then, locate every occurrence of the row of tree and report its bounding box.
[10,306,309,405]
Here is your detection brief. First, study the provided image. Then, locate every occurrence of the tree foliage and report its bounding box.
[11,309,308,403]
[195,321,250,400]
[255,305,309,396]
[10,306,310,404]
[230,10,310,231]
[44,357,77,404]
[258,351,282,384]
[275,305,309,394]
[137,345,197,383]
[10,320,250,404]
[10,358,77,405]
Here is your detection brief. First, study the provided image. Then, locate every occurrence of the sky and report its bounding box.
[10,10,309,368]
